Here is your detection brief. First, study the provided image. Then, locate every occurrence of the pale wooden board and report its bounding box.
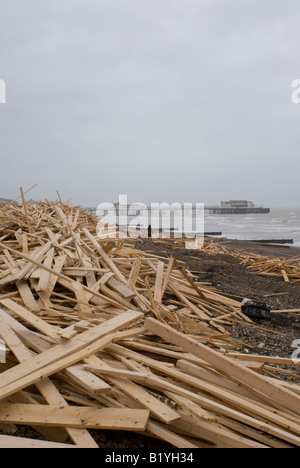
[0,312,143,399]
[108,344,300,445]
[144,317,300,418]
[16,280,40,312]
[0,298,61,341]
[0,435,77,449]
[0,404,150,431]
[0,313,99,448]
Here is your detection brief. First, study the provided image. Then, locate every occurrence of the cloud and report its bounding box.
[0,0,300,206]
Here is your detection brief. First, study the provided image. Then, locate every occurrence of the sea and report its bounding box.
[90,206,300,248]
[204,208,300,248]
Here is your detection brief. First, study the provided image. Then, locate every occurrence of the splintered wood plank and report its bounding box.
[144,318,300,417]
[20,187,32,234]
[38,254,67,307]
[22,233,29,254]
[107,277,136,300]
[37,248,55,291]
[169,283,210,320]
[16,280,41,312]
[128,257,142,289]
[180,268,207,301]
[0,243,129,307]
[0,327,143,401]
[72,281,92,315]
[108,376,181,424]
[0,308,53,354]
[0,435,76,449]
[0,312,142,391]
[109,345,300,443]
[172,413,267,449]
[82,228,127,283]
[64,364,111,394]
[59,324,78,340]
[0,314,98,448]
[0,404,150,431]
[0,313,35,363]
[166,392,219,423]
[225,353,300,366]
[161,256,175,299]
[14,242,53,282]
[147,421,199,449]
[99,283,138,311]
[154,261,164,303]
[281,270,290,283]
[0,298,61,341]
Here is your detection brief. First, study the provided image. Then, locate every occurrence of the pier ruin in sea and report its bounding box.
[205,200,270,215]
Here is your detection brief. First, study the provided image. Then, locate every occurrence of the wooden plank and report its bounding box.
[161,256,175,299]
[0,327,143,402]
[14,242,53,282]
[271,309,300,314]
[59,324,78,340]
[177,360,265,398]
[147,421,199,449]
[154,260,165,303]
[169,283,210,320]
[180,268,207,300]
[128,257,142,289]
[64,364,111,394]
[0,313,98,448]
[143,370,300,445]
[107,277,136,300]
[226,353,300,365]
[0,307,54,353]
[36,248,55,291]
[72,281,92,315]
[0,435,76,449]
[0,312,142,391]
[109,345,300,442]
[85,364,147,381]
[22,233,29,254]
[0,244,106,310]
[107,377,181,424]
[170,413,267,449]
[0,404,150,431]
[144,318,300,416]
[0,243,135,309]
[0,298,61,341]
[99,283,138,311]
[16,280,41,312]
[218,416,292,449]
[166,392,218,423]
[82,228,127,283]
[281,269,290,283]
[20,187,32,234]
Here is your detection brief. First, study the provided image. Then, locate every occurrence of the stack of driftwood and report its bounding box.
[199,239,300,284]
[235,251,300,284]
[0,200,299,448]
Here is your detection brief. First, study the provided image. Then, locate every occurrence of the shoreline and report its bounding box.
[204,237,300,259]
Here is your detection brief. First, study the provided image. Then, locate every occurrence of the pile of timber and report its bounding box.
[235,251,300,284]
[0,200,299,448]
[199,239,300,284]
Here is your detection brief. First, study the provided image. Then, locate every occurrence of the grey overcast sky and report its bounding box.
[0,0,300,207]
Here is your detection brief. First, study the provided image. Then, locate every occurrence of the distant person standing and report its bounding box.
[148,225,152,238]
